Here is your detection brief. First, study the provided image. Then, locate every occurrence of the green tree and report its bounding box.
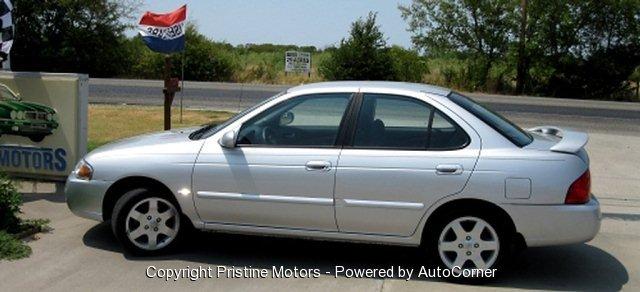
[10,0,140,77]
[525,0,640,99]
[400,0,518,90]
[319,12,395,81]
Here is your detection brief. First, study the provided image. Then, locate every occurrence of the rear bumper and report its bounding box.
[65,175,111,222]
[503,197,601,247]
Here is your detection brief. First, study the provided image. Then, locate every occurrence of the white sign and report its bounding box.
[0,72,88,181]
[285,51,311,73]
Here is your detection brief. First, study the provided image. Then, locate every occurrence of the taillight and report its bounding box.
[565,170,590,204]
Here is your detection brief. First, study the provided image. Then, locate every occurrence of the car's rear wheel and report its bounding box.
[111,188,183,255]
[426,210,511,280]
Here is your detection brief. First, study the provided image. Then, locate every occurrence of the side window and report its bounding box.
[236,93,352,147]
[428,110,469,150]
[352,94,469,150]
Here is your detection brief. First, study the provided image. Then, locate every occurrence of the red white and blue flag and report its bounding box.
[138,5,186,54]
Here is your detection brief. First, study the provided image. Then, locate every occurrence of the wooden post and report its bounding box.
[163,55,181,130]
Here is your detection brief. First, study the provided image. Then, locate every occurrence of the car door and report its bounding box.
[334,93,480,236]
[192,93,354,231]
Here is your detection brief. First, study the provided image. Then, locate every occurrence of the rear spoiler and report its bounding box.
[528,126,588,154]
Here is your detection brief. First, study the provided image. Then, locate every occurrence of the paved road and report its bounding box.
[1,130,639,291]
[89,78,640,136]
[89,78,640,121]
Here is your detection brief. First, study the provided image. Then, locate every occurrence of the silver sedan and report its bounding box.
[66,81,600,275]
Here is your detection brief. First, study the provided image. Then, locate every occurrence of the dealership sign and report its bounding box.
[0,72,88,181]
[285,51,311,73]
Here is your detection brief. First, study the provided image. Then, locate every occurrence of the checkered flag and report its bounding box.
[0,0,13,63]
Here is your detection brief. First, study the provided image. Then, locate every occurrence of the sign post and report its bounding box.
[162,56,180,130]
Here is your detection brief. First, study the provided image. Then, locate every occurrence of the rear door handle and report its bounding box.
[306,160,331,171]
[436,164,463,175]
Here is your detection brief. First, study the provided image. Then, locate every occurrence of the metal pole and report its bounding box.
[163,55,174,130]
[180,52,184,123]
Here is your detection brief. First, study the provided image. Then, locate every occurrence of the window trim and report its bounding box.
[234,92,357,149]
[343,93,471,151]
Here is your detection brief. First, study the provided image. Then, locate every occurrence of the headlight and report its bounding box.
[10,110,17,119]
[17,111,25,120]
[46,113,53,121]
[73,160,93,180]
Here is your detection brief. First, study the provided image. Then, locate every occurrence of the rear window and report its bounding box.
[447,92,533,147]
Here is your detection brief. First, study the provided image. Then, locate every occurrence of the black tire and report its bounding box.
[29,135,45,142]
[111,188,185,256]
[425,208,512,282]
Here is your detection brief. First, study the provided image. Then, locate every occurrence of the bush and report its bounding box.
[123,24,239,82]
[319,12,395,81]
[0,173,22,234]
[543,45,640,100]
[0,173,50,260]
[0,231,31,260]
[389,46,429,83]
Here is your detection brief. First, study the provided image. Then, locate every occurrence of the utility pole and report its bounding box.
[163,55,181,130]
[515,0,528,95]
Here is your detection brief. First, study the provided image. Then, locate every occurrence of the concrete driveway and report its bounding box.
[1,117,639,291]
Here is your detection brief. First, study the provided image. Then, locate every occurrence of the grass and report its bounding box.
[88,105,234,151]
[0,231,31,260]
[0,218,50,261]
[232,51,329,84]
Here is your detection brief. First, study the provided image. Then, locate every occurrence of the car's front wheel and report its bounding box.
[29,135,45,142]
[426,210,511,280]
[111,188,183,255]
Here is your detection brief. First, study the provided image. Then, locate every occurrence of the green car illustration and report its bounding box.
[0,84,59,142]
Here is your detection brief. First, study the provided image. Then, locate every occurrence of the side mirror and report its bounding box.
[218,130,237,148]
[279,111,295,125]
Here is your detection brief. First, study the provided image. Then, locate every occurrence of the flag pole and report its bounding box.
[180,51,184,123]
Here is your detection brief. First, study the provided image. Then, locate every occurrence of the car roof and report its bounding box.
[287,81,451,97]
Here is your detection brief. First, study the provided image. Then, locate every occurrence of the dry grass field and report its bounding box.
[88,105,233,151]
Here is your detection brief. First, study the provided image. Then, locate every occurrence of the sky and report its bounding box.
[128,0,414,48]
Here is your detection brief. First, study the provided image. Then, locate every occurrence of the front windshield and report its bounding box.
[189,90,287,140]
[447,92,533,147]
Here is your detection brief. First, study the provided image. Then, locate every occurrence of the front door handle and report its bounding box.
[305,160,331,171]
[436,164,463,175]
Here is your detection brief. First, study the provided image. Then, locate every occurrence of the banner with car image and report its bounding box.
[0,72,88,181]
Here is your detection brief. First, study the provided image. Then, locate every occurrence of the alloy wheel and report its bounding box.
[437,216,499,270]
[125,197,180,251]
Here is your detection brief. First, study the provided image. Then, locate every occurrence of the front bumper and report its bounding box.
[503,197,601,247]
[2,121,56,134]
[65,175,112,222]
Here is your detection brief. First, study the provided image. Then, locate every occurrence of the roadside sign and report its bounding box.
[0,72,88,181]
[285,51,311,73]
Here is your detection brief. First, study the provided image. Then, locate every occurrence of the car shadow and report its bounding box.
[83,223,628,290]
[21,192,66,203]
